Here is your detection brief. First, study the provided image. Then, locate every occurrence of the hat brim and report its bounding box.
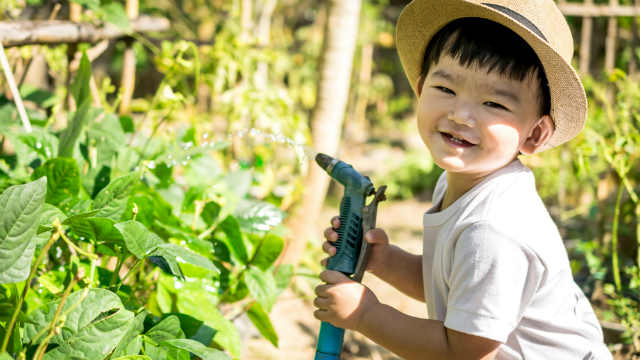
[396,0,587,150]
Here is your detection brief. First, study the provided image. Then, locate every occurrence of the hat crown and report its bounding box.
[471,0,574,61]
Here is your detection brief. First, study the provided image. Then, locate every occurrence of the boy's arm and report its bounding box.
[314,270,500,360]
[369,240,424,302]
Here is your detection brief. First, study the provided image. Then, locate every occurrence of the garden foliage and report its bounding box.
[0,52,292,359]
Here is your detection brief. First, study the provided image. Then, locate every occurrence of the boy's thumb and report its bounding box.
[364,228,388,244]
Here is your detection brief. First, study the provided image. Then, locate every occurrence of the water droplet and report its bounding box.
[175,281,184,289]
[168,154,173,159]
[186,155,191,160]
[182,161,187,166]
[36,141,42,149]
[147,161,156,169]
[203,133,209,139]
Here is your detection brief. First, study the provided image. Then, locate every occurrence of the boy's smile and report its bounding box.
[417,54,552,202]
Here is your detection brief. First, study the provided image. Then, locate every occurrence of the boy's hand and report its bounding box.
[322,216,390,276]
[313,270,380,331]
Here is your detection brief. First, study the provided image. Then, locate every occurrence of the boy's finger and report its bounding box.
[322,241,336,255]
[315,283,331,297]
[323,227,338,242]
[331,216,340,229]
[320,270,349,284]
[365,228,388,244]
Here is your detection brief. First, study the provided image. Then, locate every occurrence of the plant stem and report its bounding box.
[116,258,143,292]
[58,229,98,260]
[110,255,125,287]
[33,276,78,360]
[0,231,60,353]
[612,184,624,292]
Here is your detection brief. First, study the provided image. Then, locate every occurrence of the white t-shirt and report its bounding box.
[422,159,612,360]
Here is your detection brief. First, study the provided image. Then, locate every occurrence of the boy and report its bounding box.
[312,0,612,359]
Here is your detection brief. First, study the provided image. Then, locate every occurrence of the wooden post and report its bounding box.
[580,0,594,74]
[119,0,139,114]
[605,0,618,73]
[67,3,82,110]
[631,0,639,74]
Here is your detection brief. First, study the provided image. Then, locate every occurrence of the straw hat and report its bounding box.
[396,0,587,150]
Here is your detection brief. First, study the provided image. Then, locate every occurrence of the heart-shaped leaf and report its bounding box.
[115,220,163,259]
[23,288,134,359]
[93,173,137,221]
[0,177,46,283]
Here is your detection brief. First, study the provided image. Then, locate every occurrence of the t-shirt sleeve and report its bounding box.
[444,222,539,343]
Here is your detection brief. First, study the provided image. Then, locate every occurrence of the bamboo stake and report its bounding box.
[119,0,139,114]
[580,0,594,74]
[605,0,619,73]
[0,42,32,132]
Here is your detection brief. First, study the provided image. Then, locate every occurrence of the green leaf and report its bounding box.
[92,165,111,199]
[102,2,132,33]
[244,267,278,312]
[146,315,185,342]
[217,215,248,264]
[87,113,126,166]
[150,243,219,275]
[71,51,91,107]
[92,173,137,220]
[23,288,134,359]
[112,310,148,357]
[113,356,151,360]
[58,98,91,158]
[247,302,278,347]
[144,315,188,360]
[172,313,216,347]
[115,220,163,259]
[160,339,230,360]
[18,129,58,159]
[0,177,46,283]
[175,300,241,358]
[201,201,221,227]
[0,352,13,360]
[119,115,135,133]
[235,200,285,233]
[251,233,284,271]
[31,158,80,206]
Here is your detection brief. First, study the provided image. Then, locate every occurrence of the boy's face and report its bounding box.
[417,54,550,178]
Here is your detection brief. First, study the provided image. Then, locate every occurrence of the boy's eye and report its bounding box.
[433,86,455,95]
[484,101,509,111]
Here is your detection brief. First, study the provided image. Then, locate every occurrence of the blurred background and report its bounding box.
[0,0,639,359]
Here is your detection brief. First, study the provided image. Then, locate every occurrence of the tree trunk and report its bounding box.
[280,0,362,266]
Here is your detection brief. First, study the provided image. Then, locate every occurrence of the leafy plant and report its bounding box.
[0,52,292,359]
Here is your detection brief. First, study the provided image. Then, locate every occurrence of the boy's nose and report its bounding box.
[447,105,475,127]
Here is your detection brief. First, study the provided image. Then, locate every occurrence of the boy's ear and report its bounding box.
[520,115,554,155]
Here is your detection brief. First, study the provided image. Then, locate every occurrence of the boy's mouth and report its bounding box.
[440,131,475,147]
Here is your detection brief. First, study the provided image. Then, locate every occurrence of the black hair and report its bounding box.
[420,18,551,116]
